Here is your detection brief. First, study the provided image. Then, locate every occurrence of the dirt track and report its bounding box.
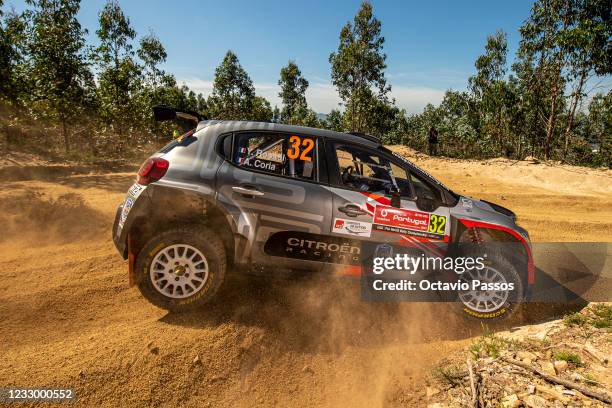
[0,150,611,407]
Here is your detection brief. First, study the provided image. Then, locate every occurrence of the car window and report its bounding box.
[233,133,317,181]
[333,144,412,197]
[410,171,441,201]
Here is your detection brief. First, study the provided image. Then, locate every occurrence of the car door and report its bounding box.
[325,141,451,264]
[215,131,335,271]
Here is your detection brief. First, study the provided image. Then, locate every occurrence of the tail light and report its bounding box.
[137,157,169,185]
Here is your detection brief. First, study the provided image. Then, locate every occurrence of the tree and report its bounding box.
[329,1,390,132]
[208,50,256,120]
[0,3,28,104]
[469,30,509,155]
[26,0,94,151]
[272,105,280,123]
[325,109,344,132]
[469,31,508,97]
[517,0,574,160]
[278,60,308,124]
[138,31,166,89]
[95,0,139,136]
[250,96,273,122]
[560,0,612,157]
[587,92,611,167]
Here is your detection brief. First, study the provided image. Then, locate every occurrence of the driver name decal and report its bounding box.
[373,205,447,240]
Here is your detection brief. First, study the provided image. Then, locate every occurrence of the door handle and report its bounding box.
[232,186,265,197]
[338,203,367,217]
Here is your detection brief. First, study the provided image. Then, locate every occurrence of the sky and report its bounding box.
[6,0,541,114]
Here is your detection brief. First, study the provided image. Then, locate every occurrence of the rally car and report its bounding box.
[112,107,533,320]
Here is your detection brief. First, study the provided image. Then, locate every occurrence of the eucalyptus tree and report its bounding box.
[278,60,308,124]
[26,0,94,151]
[208,50,256,120]
[329,1,390,133]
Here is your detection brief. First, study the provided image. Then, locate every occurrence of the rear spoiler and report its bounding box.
[153,105,203,124]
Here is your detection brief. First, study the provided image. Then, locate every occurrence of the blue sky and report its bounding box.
[6,0,539,113]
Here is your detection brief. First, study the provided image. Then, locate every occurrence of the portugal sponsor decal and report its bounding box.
[373,205,447,240]
[332,218,372,237]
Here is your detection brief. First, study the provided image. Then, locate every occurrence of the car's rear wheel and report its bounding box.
[135,226,226,312]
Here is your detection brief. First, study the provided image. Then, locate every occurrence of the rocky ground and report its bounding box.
[427,303,611,407]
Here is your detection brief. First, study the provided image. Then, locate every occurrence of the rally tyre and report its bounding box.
[135,226,226,312]
[452,249,524,322]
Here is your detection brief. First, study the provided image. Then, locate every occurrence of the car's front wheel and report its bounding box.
[453,249,524,321]
[135,226,226,312]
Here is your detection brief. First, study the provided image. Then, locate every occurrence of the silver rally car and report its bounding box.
[113,107,533,319]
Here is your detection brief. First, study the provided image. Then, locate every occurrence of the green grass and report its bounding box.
[591,304,612,328]
[469,324,522,359]
[563,312,588,327]
[563,304,612,329]
[554,351,583,366]
[582,373,599,386]
[435,365,465,386]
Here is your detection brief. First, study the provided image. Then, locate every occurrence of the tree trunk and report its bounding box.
[563,70,587,159]
[62,118,70,153]
[497,109,503,156]
[544,80,560,160]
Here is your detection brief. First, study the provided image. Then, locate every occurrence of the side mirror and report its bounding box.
[390,191,401,208]
[416,196,439,212]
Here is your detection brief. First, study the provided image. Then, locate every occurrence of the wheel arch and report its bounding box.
[126,185,236,272]
[454,218,534,286]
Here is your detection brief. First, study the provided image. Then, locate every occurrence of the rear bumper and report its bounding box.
[112,204,127,259]
[112,183,150,260]
[112,203,138,286]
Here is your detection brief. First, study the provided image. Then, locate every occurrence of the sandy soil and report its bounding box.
[0,149,610,407]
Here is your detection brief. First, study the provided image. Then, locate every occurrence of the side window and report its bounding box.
[334,144,412,197]
[233,133,317,181]
[410,171,440,201]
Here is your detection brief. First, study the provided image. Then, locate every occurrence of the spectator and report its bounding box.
[428,126,439,156]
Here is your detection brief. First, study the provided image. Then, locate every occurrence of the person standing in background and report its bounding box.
[428,126,439,156]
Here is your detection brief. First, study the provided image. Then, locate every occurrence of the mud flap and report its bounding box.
[128,233,136,287]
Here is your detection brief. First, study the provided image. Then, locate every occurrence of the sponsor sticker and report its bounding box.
[118,197,134,229]
[373,205,447,240]
[461,197,473,210]
[264,231,361,265]
[118,183,145,231]
[374,206,430,231]
[333,218,373,237]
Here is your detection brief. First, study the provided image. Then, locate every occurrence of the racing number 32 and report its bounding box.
[428,214,446,234]
[287,136,314,162]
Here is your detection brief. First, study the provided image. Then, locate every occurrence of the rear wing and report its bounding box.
[153,105,203,124]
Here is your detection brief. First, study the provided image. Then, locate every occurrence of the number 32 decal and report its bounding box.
[287,136,315,162]
[428,214,447,234]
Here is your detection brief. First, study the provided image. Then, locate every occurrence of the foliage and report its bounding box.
[329,1,390,133]
[23,0,94,152]
[207,50,255,120]
[278,60,308,124]
[563,311,588,327]
[553,351,583,366]
[0,0,610,167]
